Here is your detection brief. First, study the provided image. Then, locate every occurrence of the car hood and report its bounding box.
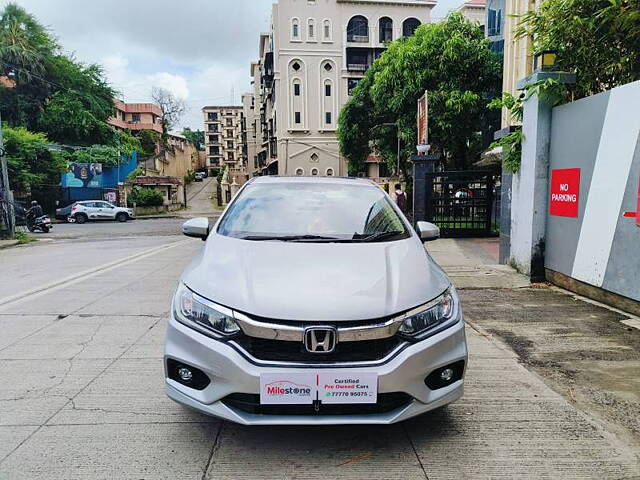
[182,234,450,322]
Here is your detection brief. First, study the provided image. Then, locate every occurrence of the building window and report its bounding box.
[207,112,218,121]
[347,15,369,42]
[310,153,319,163]
[227,141,234,148]
[295,168,304,176]
[325,112,332,124]
[292,18,300,39]
[228,152,234,160]
[131,113,141,122]
[379,17,393,43]
[208,124,218,132]
[311,168,319,176]
[292,62,301,72]
[308,19,315,40]
[226,129,233,137]
[326,168,334,176]
[325,83,331,96]
[294,83,301,96]
[294,112,301,124]
[208,135,218,143]
[226,119,233,126]
[323,19,332,41]
[403,18,421,37]
[209,146,219,155]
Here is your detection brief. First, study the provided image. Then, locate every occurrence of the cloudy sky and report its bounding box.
[4,0,464,131]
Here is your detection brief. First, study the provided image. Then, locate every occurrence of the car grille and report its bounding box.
[222,392,412,416]
[232,335,406,363]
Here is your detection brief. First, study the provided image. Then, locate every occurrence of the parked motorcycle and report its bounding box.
[26,214,53,233]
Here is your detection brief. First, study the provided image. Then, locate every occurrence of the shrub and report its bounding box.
[127,187,164,207]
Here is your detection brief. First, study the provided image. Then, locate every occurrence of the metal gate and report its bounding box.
[425,170,497,237]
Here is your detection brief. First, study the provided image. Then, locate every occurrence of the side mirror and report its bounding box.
[182,217,210,240]
[417,221,440,242]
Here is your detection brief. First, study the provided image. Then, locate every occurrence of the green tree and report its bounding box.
[181,127,204,150]
[37,56,116,145]
[338,13,501,174]
[3,125,66,192]
[136,129,160,157]
[0,3,57,128]
[516,0,640,99]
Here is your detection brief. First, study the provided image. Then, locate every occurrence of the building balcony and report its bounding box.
[347,63,368,72]
[107,117,163,134]
[347,34,369,43]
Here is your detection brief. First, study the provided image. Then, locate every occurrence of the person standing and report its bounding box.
[394,183,407,214]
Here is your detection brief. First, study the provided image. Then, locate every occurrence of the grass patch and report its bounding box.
[14,231,37,244]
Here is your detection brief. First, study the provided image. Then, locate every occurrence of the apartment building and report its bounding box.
[458,0,486,31]
[501,0,539,128]
[202,106,246,173]
[249,0,436,178]
[108,100,163,134]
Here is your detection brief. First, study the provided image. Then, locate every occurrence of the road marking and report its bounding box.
[0,240,190,308]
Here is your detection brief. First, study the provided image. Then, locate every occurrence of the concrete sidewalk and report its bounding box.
[428,237,530,289]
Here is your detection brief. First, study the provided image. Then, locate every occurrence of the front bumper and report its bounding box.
[164,314,468,425]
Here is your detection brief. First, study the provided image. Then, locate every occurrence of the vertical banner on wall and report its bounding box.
[550,168,581,217]
[417,91,428,146]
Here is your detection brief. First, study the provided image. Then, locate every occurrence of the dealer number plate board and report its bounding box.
[259,371,378,405]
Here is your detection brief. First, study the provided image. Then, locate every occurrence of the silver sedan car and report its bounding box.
[165,176,467,425]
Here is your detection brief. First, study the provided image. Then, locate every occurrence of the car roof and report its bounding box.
[247,176,378,187]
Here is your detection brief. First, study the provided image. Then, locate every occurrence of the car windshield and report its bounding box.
[217,182,409,242]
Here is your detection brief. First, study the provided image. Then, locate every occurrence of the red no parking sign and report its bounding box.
[550,168,581,217]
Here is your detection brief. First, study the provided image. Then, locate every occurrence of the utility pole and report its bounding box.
[0,110,15,237]
[284,139,289,175]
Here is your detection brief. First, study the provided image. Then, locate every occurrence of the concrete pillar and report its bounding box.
[509,72,576,280]
[410,154,440,226]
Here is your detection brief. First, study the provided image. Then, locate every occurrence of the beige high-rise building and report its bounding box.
[501,0,539,128]
[249,0,436,178]
[202,106,246,177]
[457,0,486,30]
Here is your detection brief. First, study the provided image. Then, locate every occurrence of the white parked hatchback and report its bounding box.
[165,176,467,424]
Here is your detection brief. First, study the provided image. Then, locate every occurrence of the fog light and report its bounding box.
[440,368,454,382]
[167,359,210,390]
[178,367,193,382]
[425,360,466,390]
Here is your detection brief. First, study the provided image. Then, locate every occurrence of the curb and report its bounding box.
[0,240,19,250]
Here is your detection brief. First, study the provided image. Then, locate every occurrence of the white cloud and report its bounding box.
[148,72,190,100]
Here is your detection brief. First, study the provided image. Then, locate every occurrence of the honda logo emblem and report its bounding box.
[304,327,337,353]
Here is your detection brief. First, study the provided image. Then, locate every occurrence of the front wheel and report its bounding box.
[26,224,35,232]
[116,212,128,222]
[41,226,50,233]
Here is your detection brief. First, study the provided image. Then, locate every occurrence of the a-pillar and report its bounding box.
[509,71,575,280]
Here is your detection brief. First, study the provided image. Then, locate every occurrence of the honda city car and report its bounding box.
[165,176,467,424]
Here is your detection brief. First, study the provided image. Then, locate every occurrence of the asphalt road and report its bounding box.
[0,201,639,478]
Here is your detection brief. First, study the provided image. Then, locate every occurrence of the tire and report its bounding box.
[27,224,35,232]
[116,212,128,222]
[41,226,50,233]
[75,213,87,224]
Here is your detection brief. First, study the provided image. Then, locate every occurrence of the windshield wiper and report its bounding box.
[240,234,342,242]
[353,230,406,242]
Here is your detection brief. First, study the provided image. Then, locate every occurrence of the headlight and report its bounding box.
[173,283,240,337]
[398,287,458,338]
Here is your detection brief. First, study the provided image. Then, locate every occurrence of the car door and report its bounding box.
[84,202,100,220]
[96,202,116,220]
